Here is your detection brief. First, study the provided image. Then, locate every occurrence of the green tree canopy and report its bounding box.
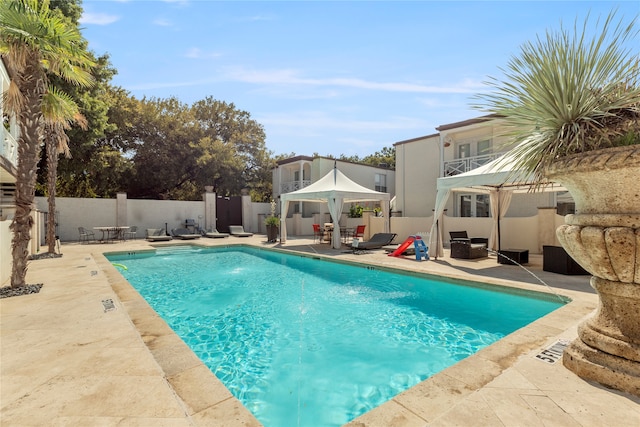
[117,95,272,201]
[339,145,396,168]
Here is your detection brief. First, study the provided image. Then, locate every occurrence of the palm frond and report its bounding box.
[41,85,81,124]
[0,0,95,86]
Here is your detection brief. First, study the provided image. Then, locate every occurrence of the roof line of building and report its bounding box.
[436,114,501,131]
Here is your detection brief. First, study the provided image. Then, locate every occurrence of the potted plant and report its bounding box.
[265,199,279,243]
[475,12,640,395]
[348,204,363,218]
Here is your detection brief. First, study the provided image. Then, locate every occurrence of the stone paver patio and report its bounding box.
[1,235,639,426]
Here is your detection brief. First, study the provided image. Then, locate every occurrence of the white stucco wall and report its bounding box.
[34,196,206,242]
[394,135,440,217]
[1,219,11,286]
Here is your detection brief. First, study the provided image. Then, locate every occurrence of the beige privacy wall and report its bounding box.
[31,193,271,243]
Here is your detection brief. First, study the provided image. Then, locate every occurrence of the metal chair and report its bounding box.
[312,224,323,243]
[353,225,366,240]
[78,226,95,244]
[124,225,138,240]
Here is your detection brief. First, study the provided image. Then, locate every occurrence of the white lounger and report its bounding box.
[203,229,229,238]
[228,225,253,237]
[146,228,172,241]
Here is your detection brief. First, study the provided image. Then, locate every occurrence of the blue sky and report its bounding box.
[79,1,639,158]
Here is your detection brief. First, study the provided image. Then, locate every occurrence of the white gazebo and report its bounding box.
[429,150,565,257]
[280,165,390,248]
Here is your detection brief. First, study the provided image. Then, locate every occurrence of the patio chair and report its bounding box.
[203,228,230,238]
[145,228,173,242]
[449,231,488,259]
[347,233,397,252]
[171,228,201,240]
[353,225,366,240]
[124,225,137,240]
[78,226,95,244]
[229,225,253,237]
[312,224,323,243]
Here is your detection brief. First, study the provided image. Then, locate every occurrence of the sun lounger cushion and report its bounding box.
[171,228,201,239]
[228,225,253,237]
[146,228,172,241]
[204,229,229,238]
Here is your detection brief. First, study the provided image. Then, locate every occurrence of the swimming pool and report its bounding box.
[107,245,565,426]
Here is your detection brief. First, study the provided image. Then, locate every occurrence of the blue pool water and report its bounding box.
[107,245,564,426]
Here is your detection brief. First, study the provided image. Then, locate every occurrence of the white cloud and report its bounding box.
[184,48,222,59]
[240,14,276,22]
[223,67,484,94]
[79,12,120,25]
[259,111,428,133]
[153,18,173,27]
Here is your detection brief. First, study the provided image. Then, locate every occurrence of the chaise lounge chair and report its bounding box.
[347,233,397,252]
[228,225,253,237]
[449,231,488,259]
[202,228,229,238]
[171,228,201,240]
[146,228,173,242]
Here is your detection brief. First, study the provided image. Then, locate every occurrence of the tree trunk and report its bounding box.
[10,59,45,288]
[45,125,58,254]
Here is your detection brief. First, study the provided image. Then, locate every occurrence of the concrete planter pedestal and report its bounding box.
[546,145,640,396]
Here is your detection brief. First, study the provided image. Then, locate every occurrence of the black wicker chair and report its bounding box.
[449,231,488,259]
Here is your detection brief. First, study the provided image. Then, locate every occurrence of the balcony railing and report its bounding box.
[1,130,18,168]
[443,153,502,176]
[280,180,311,194]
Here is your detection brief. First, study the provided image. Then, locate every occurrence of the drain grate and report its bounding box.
[535,339,569,364]
[101,298,116,312]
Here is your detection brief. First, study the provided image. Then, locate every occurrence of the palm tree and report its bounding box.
[42,88,87,254]
[0,0,94,288]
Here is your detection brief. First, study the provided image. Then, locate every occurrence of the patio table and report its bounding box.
[340,227,354,244]
[94,226,130,243]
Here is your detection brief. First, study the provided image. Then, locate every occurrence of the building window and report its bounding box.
[458,143,471,158]
[477,139,492,156]
[459,194,490,217]
[456,139,492,159]
[375,174,387,192]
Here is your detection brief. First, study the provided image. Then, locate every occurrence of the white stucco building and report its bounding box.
[393,115,574,253]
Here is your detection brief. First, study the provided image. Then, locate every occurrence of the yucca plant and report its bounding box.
[474,12,640,184]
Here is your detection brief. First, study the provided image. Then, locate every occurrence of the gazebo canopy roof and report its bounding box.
[280,167,390,204]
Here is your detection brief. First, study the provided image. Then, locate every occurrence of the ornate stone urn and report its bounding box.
[545,145,640,396]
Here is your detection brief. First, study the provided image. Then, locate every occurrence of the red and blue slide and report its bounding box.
[388,235,429,260]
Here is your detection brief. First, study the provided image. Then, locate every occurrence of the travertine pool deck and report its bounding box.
[1,235,639,426]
